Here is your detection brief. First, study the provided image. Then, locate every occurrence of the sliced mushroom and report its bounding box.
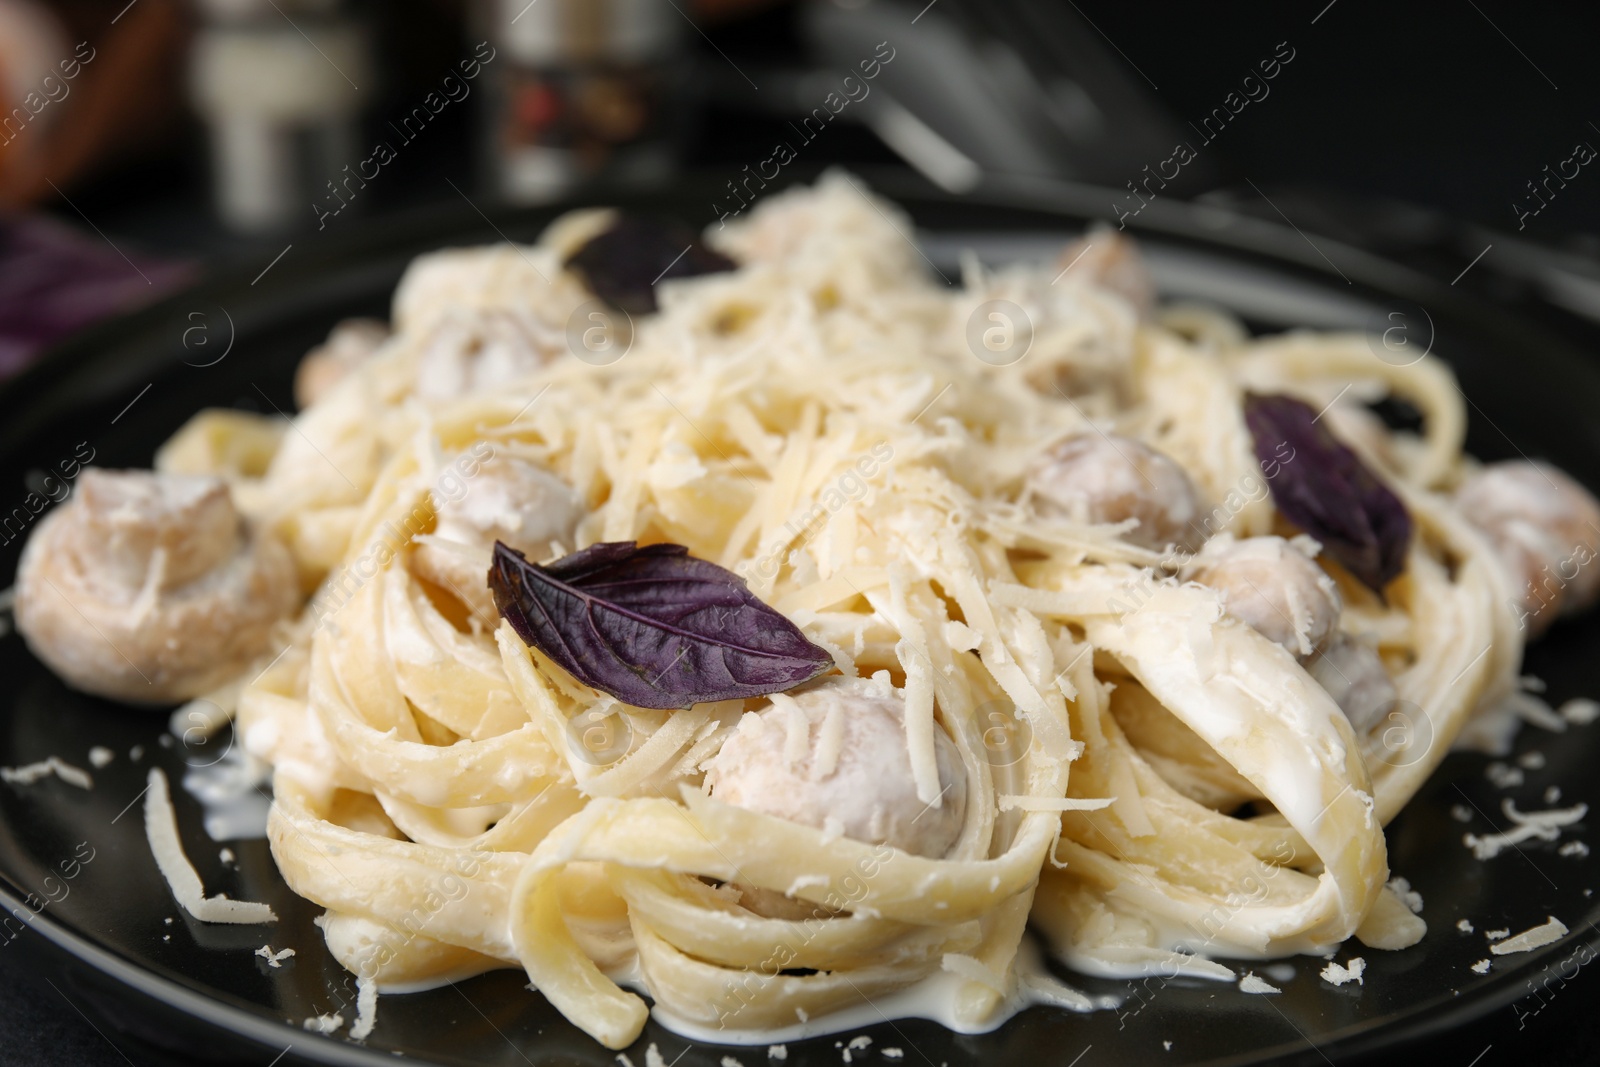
[1456,460,1600,635]
[1186,535,1394,736]
[409,451,583,619]
[294,318,390,410]
[1187,536,1342,657]
[1025,433,1202,552]
[15,469,298,703]
[704,677,967,910]
[1057,228,1155,319]
[414,310,563,401]
[1303,634,1397,735]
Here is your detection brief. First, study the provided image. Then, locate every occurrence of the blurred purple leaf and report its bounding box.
[564,214,735,314]
[1244,391,1413,594]
[0,214,191,378]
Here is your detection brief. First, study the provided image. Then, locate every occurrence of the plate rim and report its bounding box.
[4,171,1599,1066]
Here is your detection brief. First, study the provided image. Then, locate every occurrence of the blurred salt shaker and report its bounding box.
[481,0,686,203]
[189,0,371,232]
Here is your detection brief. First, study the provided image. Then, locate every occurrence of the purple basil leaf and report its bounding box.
[564,214,736,315]
[490,540,833,710]
[1243,392,1413,594]
[0,215,191,379]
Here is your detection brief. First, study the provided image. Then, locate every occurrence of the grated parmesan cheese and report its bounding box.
[1457,919,1474,933]
[778,696,809,773]
[1238,972,1279,994]
[1560,841,1590,858]
[1451,804,1474,823]
[1490,916,1568,955]
[1510,691,1566,731]
[1485,762,1524,789]
[646,1044,667,1067]
[1486,928,1510,940]
[996,795,1114,813]
[1,756,91,789]
[303,1013,343,1033]
[256,945,296,968]
[1470,959,1492,974]
[881,1050,902,1060]
[1463,799,1587,859]
[768,1047,788,1061]
[812,701,845,781]
[722,1058,744,1067]
[349,974,378,1041]
[1386,876,1424,915]
[1561,698,1600,724]
[88,746,115,768]
[1319,958,1365,986]
[143,768,276,924]
[942,620,980,652]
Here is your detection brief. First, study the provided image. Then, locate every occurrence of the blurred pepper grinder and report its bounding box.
[479,0,687,203]
[189,0,372,233]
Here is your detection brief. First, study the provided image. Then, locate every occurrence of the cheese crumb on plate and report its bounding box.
[1320,958,1366,986]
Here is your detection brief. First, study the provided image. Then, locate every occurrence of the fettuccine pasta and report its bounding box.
[31,174,1589,1050]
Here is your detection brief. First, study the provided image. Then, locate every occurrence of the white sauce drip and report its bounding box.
[183,743,272,841]
[647,936,1117,1047]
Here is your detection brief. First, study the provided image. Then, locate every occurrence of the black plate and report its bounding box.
[2,176,1598,1067]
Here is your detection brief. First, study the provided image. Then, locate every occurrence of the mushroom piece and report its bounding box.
[1455,460,1600,635]
[294,318,390,409]
[704,677,967,914]
[409,451,583,619]
[1057,228,1155,319]
[414,310,563,401]
[1303,634,1398,736]
[1186,536,1342,657]
[1025,433,1202,552]
[1188,536,1394,735]
[14,469,298,704]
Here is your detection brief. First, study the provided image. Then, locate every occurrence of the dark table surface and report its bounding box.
[8,1,1600,1050]
[4,198,1600,1064]
[5,931,1600,1067]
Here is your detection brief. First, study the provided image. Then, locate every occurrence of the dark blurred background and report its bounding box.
[5,0,1600,1063]
[3,0,1600,376]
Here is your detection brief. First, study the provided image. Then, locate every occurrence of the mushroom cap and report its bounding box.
[414,310,562,401]
[1304,633,1397,735]
[1456,460,1600,623]
[71,468,241,590]
[294,318,390,410]
[1187,536,1342,657]
[1026,433,1202,552]
[15,470,298,704]
[1058,228,1155,319]
[410,452,583,617]
[704,676,967,860]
